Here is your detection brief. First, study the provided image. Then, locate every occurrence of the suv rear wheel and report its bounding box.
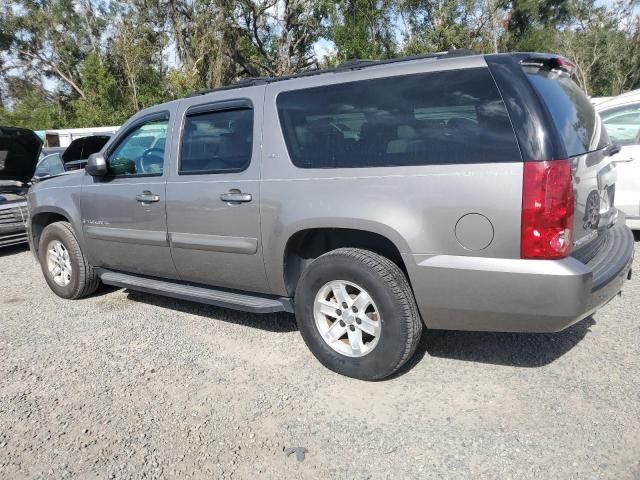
[294,248,422,380]
[38,221,100,299]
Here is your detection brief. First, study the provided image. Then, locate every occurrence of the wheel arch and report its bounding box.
[282,227,409,297]
[30,208,74,255]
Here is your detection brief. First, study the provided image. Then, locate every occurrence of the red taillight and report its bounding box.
[521,160,574,259]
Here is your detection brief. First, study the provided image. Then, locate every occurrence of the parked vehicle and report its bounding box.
[27,52,634,380]
[596,90,640,230]
[34,134,112,178]
[42,126,118,149]
[39,146,66,160]
[591,96,614,106]
[0,126,42,247]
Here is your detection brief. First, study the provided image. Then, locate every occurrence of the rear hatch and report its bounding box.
[522,58,617,260]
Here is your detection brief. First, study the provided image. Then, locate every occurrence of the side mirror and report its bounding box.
[86,153,108,176]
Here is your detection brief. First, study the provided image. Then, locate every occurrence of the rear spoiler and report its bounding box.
[519,55,576,76]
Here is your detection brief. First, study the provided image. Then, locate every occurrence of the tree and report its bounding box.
[1,0,639,131]
[70,52,126,126]
[328,0,397,61]
[2,0,109,98]
[398,0,507,53]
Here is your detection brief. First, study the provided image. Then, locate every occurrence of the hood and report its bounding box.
[0,126,43,185]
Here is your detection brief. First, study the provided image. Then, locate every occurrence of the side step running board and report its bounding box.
[97,269,293,314]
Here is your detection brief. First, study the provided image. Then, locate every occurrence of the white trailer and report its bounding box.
[44,126,120,148]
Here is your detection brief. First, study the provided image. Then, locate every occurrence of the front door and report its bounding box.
[165,90,269,293]
[82,112,178,278]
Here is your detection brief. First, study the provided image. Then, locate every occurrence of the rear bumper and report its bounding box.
[405,222,634,332]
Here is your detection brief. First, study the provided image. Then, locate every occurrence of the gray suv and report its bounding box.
[27,52,634,380]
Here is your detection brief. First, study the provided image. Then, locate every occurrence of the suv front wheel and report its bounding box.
[38,221,100,299]
[295,248,422,380]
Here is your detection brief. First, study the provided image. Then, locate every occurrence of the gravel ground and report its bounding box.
[1,241,639,480]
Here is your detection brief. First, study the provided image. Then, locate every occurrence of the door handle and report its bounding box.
[136,191,160,203]
[615,158,635,163]
[220,190,252,203]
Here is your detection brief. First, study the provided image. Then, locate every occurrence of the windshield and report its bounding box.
[34,153,65,178]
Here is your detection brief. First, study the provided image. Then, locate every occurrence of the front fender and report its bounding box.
[28,176,86,258]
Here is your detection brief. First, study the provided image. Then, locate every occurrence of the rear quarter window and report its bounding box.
[525,70,607,157]
[276,68,521,169]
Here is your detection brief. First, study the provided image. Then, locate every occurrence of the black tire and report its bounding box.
[38,221,100,299]
[294,248,422,380]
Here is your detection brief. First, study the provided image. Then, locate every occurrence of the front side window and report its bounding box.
[108,119,168,176]
[600,103,640,146]
[276,68,520,168]
[180,108,253,174]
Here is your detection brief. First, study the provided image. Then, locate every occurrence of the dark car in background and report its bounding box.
[35,134,111,178]
[0,126,42,247]
[0,129,109,248]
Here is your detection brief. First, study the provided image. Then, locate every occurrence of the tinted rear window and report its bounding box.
[276,68,520,168]
[525,70,606,157]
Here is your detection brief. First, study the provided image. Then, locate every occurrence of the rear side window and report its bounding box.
[180,108,253,174]
[525,70,607,157]
[276,68,520,168]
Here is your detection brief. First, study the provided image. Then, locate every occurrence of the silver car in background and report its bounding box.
[596,90,640,230]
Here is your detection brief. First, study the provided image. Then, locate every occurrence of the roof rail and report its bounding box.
[334,49,477,71]
[184,48,478,98]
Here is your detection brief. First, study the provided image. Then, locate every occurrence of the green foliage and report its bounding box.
[0,0,638,131]
[329,0,397,61]
[0,92,63,130]
[70,53,127,127]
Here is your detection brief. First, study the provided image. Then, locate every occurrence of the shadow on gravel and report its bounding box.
[0,243,29,257]
[89,283,120,298]
[634,230,640,242]
[125,290,298,333]
[424,316,595,368]
[124,287,596,372]
[388,316,596,379]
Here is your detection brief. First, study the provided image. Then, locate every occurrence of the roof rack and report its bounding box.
[185,48,477,97]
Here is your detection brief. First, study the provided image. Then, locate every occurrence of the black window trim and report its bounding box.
[103,110,170,179]
[178,98,254,176]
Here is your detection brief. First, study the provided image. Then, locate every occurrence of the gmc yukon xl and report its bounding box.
[27,52,634,380]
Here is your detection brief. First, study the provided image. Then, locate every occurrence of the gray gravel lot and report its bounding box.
[1,241,639,479]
